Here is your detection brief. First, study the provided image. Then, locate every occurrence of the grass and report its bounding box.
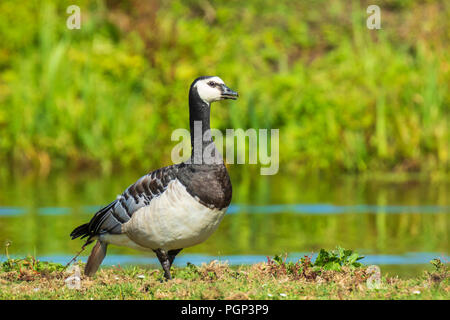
[0,249,448,300]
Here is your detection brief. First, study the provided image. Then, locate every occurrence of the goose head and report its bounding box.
[191,76,238,104]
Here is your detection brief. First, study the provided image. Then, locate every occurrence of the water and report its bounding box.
[0,169,448,277]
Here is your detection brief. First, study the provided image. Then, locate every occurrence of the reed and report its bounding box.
[0,0,448,175]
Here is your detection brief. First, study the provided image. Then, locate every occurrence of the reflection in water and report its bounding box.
[0,168,448,276]
[1,204,449,216]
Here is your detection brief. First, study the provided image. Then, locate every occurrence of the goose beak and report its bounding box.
[221,84,239,100]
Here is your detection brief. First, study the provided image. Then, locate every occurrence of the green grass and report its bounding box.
[1,249,448,300]
[0,0,449,175]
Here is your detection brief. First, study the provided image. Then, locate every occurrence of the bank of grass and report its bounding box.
[0,249,448,300]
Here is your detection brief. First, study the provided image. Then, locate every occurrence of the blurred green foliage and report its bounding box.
[0,0,448,175]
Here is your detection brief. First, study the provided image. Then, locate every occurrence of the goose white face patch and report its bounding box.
[195,77,225,103]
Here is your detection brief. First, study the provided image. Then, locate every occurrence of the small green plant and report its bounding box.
[313,246,365,271]
[426,258,448,284]
[270,254,300,275]
[267,247,365,278]
[430,258,444,272]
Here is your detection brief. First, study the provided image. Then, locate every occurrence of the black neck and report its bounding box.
[188,87,219,164]
[189,89,212,143]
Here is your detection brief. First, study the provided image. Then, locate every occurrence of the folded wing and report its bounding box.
[70,165,179,243]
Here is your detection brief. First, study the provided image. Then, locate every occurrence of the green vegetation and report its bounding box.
[0,0,449,175]
[309,246,364,270]
[0,251,448,299]
[1,255,66,274]
[266,247,364,277]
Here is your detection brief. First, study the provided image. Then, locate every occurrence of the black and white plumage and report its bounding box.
[70,76,238,279]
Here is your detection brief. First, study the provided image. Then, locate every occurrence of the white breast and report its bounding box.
[117,179,227,251]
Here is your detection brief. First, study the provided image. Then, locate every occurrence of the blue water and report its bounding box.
[1,252,447,268]
[1,204,449,216]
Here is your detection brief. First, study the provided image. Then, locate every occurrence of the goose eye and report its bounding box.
[207,81,215,87]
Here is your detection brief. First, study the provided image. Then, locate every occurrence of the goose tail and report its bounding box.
[70,223,89,240]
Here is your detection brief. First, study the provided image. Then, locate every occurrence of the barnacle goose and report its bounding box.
[70,76,238,279]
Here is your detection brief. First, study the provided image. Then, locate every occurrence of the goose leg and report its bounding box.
[168,248,183,267]
[154,249,172,280]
